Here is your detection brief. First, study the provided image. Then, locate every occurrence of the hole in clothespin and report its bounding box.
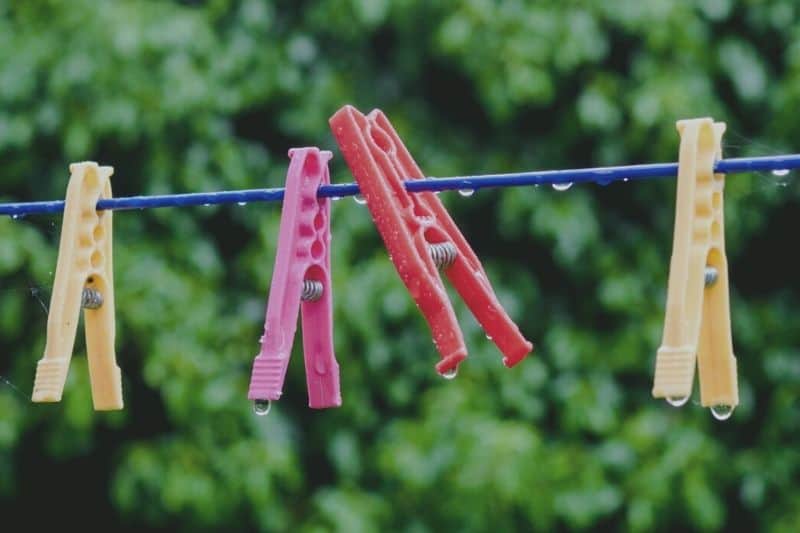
[369,126,394,153]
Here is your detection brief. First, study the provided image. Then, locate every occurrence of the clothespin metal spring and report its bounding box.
[429,242,457,270]
[81,286,104,309]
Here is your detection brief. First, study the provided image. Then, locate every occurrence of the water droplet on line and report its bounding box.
[253,399,272,416]
[710,404,734,421]
[666,395,689,407]
[331,196,341,202]
[237,202,247,206]
[772,168,790,177]
[552,182,573,191]
[458,188,475,197]
[441,368,458,380]
[354,194,367,205]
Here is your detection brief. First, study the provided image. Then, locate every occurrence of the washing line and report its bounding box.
[0,153,798,217]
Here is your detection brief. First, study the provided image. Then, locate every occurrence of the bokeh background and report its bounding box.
[1,1,799,531]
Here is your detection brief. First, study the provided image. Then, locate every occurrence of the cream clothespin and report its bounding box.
[32,162,122,410]
[652,118,738,418]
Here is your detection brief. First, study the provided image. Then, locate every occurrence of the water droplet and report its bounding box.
[237,202,247,206]
[666,395,689,407]
[772,168,790,177]
[623,178,630,182]
[331,196,341,202]
[203,203,211,207]
[710,404,734,421]
[10,214,21,220]
[253,399,272,416]
[552,182,573,191]
[458,188,475,197]
[485,334,493,341]
[354,194,367,205]
[441,368,458,380]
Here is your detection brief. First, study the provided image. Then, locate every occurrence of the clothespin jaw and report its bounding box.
[652,118,738,414]
[248,147,341,411]
[32,162,122,411]
[330,105,533,377]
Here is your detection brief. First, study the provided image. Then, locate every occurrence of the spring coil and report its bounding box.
[81,287,104,309]
[704,266,718,286]
[301,280,324,302]
[429,242,457,269]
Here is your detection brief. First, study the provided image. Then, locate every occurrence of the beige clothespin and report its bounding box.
[652,118,738,419]
[32,162,123,410]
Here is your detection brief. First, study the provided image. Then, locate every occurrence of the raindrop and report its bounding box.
[441,368,458,380]
[458,188,475,197]
[485,334,493,341]
[772,168,790,177]
[623,178,630,182]
[552,182,573,191]
[11,214,21,220]
[253,399,272,416]
[237,202,247,206]
[666,395,689,407]
[710,404,734,421]
[331,196,341,202]
[354,194,367,205]
[203,203,211,207]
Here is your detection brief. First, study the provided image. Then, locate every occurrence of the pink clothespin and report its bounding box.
[248,147,341,414]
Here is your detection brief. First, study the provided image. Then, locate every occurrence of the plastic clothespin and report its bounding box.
[248,147,341,413]
[652,118,738,417]
[329,105,533,377]
[32,162,123,410]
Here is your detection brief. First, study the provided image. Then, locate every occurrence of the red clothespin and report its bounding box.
[248,147,341,413]
[330,105,533,377]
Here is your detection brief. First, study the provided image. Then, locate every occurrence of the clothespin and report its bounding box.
[330,105,533,377]
[32,162,123,410]
[652,118,738,419]
[248,147,341,413]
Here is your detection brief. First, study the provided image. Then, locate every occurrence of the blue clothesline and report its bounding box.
[1,154,798,217]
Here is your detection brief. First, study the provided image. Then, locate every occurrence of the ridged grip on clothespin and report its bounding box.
[652,118,738,409]
[32,162,122,411]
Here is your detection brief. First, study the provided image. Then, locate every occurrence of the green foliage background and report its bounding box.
[1,0,799,530]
